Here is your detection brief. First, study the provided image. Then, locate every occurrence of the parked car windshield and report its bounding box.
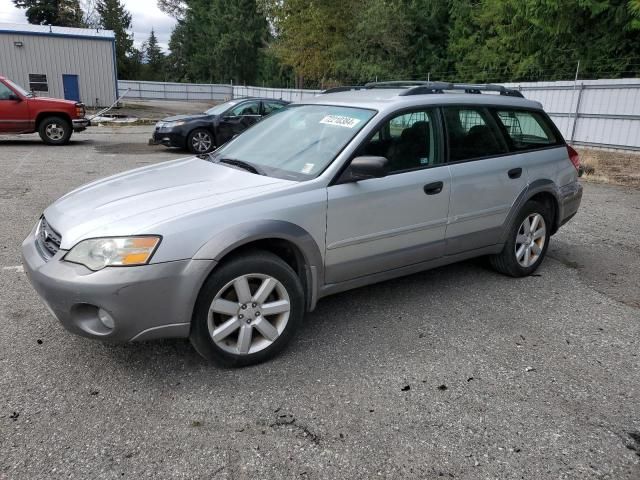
[212,104,376,181]
[205,100,241,115]
[4,79,31,97]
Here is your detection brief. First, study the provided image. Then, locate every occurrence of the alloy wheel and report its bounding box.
[45,123,65,141]
[207,274,291,355]
[515,213,546,267]
[192,132,212,153]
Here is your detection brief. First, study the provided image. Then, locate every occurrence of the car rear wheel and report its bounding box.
[38,116,72,145]
[190,251,304,367]
[490,200,551,277]
[187,128,215,154]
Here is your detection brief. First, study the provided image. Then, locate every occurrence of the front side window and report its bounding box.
[358,109,439,173]
[495,109,559,150]
[443,106,508,161]
[213,104,376,181]
[0,82,14,100]
[230,101,260,116]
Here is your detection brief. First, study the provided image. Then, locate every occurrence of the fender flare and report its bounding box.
[193,220,324,311]
[499,179,562,244]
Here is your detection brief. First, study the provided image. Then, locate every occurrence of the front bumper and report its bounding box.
[149,129,185,148]
[21,228,215,343]
[72,118,90,132]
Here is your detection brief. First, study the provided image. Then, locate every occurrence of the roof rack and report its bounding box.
[321,85,368,94]
[325,80,524,98]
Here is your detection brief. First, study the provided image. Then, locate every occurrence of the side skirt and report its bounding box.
[318,244,503,299]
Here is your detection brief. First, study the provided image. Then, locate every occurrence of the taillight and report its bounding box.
[567,145,580,171]
[75,103,85,118]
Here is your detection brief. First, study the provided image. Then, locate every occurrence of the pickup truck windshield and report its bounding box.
[4,79,31,97]
[212,105,376,181]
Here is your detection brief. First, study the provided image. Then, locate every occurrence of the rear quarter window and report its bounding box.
[494,109,560,151]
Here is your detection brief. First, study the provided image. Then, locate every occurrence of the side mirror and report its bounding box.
[342,156,389,182]
[8,93,21,101]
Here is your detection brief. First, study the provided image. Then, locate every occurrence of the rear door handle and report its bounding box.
[508,168,522,179]
[423,181,444,195]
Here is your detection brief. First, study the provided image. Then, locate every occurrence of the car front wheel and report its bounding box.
[38,116,72,145]
[490,200,551,277]
[190,251,304,366]
[187,128,215,154]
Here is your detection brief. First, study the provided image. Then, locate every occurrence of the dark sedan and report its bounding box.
[150,98,289,154]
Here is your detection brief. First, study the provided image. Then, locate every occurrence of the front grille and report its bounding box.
[36,217,62,260]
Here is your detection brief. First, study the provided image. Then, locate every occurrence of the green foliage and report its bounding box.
[13,0,84,26]
[165,0,269,84]
[447,0,640,82]
[257,0,640,85]
[139,29,167,81]
[96,0,139,80]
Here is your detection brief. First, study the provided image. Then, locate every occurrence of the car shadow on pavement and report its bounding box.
[0,139,93,147]
[96,259,502,377]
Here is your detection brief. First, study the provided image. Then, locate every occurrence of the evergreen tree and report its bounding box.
[168,0,269,84]
[13,0,84,26]
[96,0,138,79]
[141,29,167,81]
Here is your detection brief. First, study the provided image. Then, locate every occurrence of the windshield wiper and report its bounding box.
[218,158,265,176]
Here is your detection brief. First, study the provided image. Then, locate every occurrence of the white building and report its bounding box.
[0,23,117,107]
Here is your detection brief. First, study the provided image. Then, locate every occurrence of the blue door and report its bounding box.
[62,74,80,102]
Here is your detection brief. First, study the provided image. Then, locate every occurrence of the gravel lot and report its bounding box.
[1,127,639,479]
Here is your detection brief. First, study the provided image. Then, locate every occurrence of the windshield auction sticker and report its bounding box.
[320,115,361,128]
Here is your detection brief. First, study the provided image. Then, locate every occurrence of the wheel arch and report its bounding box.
[501,180,562,244]
[36,111,72,130]
[187,125,217,148]
[193,220,323,312]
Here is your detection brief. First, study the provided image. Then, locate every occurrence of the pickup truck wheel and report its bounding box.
[38,116,72,145]
[187,128,215,154]
[190,251,304,367]
[490,200,551,277]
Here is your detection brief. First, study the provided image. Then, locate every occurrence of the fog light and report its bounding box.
[98,308,115,330]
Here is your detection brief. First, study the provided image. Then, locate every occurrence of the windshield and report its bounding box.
[4,79,31,97]
[205,100,240,115]
[213,104,376,181]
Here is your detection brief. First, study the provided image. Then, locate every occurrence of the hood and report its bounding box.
[161,113,210,122]
[29,96,77,106]
[44,157,294,249]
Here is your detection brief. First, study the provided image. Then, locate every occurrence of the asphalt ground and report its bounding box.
[1,127,639,479]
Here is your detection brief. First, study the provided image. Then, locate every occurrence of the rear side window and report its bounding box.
[494,110,559,150]
[443,106,508,162]
[262,101,286,115]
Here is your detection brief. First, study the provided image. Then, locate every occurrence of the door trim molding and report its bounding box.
[326,218,448,250]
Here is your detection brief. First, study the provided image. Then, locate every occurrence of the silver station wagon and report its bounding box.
[22,81,583,366]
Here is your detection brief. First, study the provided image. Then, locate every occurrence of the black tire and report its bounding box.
[187,128,215,154]
[190,251,305,367]
[489,200,551,277]
[38,116,72,145]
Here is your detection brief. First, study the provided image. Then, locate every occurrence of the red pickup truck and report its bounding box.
[0,75,89,145]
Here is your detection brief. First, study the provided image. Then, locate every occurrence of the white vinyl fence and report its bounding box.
[504,79,640,151]
[118,80,232,101]
[232,85,322,101]
[118,78,640,151]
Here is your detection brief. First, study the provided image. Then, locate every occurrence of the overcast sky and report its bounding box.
[0,0,177,51]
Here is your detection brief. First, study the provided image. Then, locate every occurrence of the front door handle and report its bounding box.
[423,181,444,195]
[508,168,522,179]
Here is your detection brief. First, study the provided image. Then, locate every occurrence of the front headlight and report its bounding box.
[64,236,161,271]
[170,120,186,126]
